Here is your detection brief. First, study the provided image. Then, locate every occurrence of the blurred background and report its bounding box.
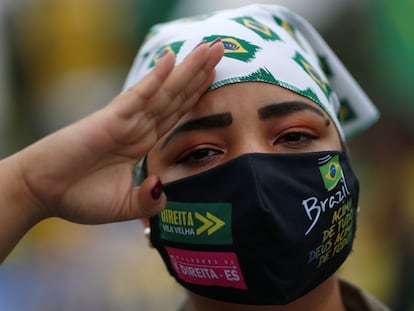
[0,0,413,310]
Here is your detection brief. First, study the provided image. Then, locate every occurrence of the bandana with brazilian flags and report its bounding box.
[123,4,379,140]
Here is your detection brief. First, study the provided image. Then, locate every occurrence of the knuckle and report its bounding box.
[162,85,178,102]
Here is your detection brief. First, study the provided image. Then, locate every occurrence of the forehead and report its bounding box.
[179,82,327,121]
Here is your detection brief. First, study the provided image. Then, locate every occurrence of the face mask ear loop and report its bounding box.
[340,139,350,156]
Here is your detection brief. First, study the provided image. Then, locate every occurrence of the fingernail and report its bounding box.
[151,177,163,200]
[193,40,207,50]
[209,38,222,47]
[158,49,169,59]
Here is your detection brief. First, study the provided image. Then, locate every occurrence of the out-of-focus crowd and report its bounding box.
[0,0,413,310]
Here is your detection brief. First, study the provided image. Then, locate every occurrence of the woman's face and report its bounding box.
[147,82,342,182]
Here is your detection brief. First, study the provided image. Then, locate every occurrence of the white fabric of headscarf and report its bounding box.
[124,4,379,140]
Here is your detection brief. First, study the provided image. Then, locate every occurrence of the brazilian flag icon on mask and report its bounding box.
[319,155,343,191]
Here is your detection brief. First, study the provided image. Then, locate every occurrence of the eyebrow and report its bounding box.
[161,100,329,149]
[258,100,327,120]
[161,113,232,149]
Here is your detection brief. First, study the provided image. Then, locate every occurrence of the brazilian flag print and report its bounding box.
[204,35,260,62]
[149,41,185,67]
[319,155,343,191]
[338,99,357,125]
[233,16,281,41]
[293,52,332,99]
[273,15,303,48]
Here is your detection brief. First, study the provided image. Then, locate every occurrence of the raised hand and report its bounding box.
[0,41,224,262]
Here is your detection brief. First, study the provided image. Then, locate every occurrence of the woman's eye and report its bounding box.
[176,148,222,165]
[275,132,317,145]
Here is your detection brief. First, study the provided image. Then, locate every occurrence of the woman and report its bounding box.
[125,4,387,311]
[0,4,388,311]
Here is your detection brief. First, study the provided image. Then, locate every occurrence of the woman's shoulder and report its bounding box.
[176,280,391,311]
[340,279,391,311]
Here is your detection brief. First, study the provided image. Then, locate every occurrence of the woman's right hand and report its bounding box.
[0,40,224,262]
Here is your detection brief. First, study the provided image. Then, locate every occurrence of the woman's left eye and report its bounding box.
[275,131,317,145]
[176,148,222,166]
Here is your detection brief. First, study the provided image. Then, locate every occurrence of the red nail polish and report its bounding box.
[209,38,222,47]
[193,40,207,50]
[151,178,163,200]
[158,49,169,59]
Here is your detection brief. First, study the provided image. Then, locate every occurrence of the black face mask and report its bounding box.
[149,151,359,305]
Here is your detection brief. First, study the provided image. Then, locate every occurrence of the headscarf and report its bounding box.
[124,4,379,140]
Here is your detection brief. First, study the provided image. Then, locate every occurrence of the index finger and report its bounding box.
[146,41,224,136]
[118,41,224,118]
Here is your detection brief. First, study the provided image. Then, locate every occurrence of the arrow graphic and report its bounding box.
[195,212,225,235]
[195,212,213,235]
[206,212,225,235]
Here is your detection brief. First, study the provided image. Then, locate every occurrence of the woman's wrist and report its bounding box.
[0,152,47,262]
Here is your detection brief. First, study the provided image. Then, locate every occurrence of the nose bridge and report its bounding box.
[231,132,270,157]
[228,100,272,158]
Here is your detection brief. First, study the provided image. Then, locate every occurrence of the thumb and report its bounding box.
[131,175,166,219]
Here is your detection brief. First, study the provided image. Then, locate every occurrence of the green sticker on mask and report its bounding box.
[159,201,232,245]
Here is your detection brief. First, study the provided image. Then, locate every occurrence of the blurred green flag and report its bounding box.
[370,0,414,115]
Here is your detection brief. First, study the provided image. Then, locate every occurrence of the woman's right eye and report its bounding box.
[176,147,223,166]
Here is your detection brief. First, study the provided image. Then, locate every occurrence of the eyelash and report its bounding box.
[175,131,318,166]
[175,146,223,166]
[274,131,317,146]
